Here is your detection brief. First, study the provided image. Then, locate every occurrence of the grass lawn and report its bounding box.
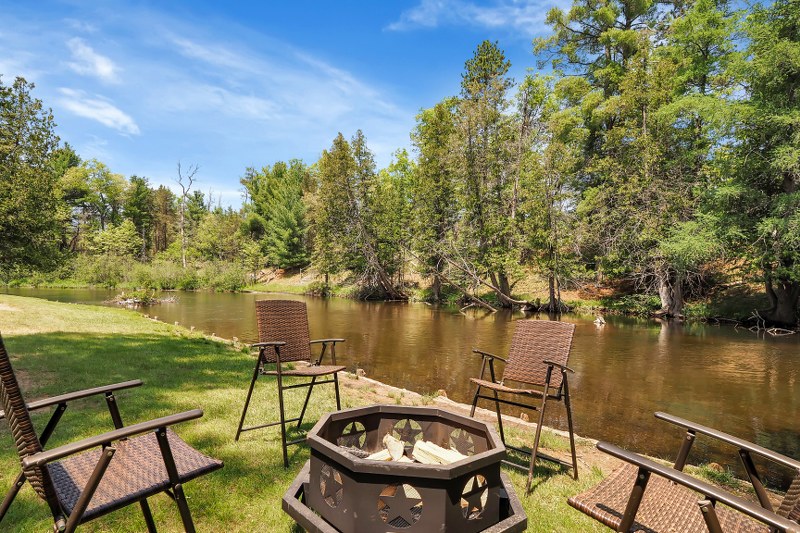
[0,294,608,532]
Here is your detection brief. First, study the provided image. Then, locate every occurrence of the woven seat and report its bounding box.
[236,300,346,467]
[469,319,578,492]
[469,378,549,397]
[263,364,345,377]
[51,429,221,520]
[568,412,800,532]
[569,464,766,532]
[0,333,222,533]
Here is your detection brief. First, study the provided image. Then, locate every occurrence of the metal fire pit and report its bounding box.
[282,405,527,532]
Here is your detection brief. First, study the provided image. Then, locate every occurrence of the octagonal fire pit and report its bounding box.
[282,405,527,532]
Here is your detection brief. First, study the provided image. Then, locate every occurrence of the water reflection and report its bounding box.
[4,287,799,481]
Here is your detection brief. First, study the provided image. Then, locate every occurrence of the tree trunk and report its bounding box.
[656,267,684,318]
[431,273,442,302]
[548,274,557,313]
[762,279,800,327]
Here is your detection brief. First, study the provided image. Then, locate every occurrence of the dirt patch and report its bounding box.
[0,303,18,312]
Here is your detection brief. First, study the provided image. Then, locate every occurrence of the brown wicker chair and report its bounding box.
[568,412,800,532]
[469,319,578,492]
[0,333,222,533]
[235,299,346,467]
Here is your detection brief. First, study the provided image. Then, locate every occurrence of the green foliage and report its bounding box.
[191,207,247,262]
[0,76,62,278]
[90,220,143,257]
[599,294,661,316]
[196,261,249,291]
[71,253,132,288]
[241,159,309,269]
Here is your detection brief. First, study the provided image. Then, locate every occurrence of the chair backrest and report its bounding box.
[502,320,576,391]
[0,334,59,506]
[255,300,312,364]
[778,473,800,522]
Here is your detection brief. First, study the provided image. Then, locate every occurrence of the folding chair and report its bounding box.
[235,300,346,467]
[469,319,578,492]
[569,412,800,532]
[0,333,222,533]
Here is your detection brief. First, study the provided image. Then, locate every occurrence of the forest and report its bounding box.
[1,0,798,326]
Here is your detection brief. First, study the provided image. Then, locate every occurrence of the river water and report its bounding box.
[4,288,799,481]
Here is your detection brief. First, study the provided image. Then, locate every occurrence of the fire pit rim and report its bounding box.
[306,405,506,481]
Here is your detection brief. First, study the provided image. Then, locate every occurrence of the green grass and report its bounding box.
[0,294,608,532]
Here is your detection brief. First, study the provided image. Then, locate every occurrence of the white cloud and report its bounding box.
[387,0,559,34]
[66,37,119,82]
[57,88,140,135]
[64,18,98,33]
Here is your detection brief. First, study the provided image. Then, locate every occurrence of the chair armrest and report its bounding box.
[23,409,204,468]
[543,360,575,373]
[251,341,287,348]
[598,442,800,532]
[655,412,800,471]
[0,380,143,421]
[310,338,345,344]
[472,349,507,363]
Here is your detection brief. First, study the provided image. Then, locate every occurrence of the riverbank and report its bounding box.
[251,269,783,325]
[1,293,780,531]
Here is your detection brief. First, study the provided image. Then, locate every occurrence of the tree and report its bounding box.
[452,40,521,307]
[175,162,199,268]
[410,98,459,301]
[193,208,245,262]
[518,74,581,312]
[90,219,143,257]
[241,160,310,269]
[62,159,127,233]
[719,0,800,326]
[151,185,176,254]
[0,76,62,277]
[124,175,154,260]
[314,131,407,299]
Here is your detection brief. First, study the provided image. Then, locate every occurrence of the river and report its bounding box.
[4,287,799,482]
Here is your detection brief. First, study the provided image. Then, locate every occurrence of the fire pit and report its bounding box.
[282,405,527,532]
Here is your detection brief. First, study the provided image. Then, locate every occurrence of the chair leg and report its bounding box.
[155,429,196,533]
[0,472,24,522]
[296,376,318,428]
[469,385,481,417]
[333,372,341,411]
[527,394,549,493]
[563,381,579,480]
[235,356,262,441]
[140,499,157,533]
[492,390,505,443]
[172,484,196,533]
[276,371,289,468]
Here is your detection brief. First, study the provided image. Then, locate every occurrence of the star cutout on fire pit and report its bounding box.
[319,466,343,507]
[461,475,488,520]
[338,421,366,448]
[380,484,423,527]
[393,419,422,444]
[450,428,476,455]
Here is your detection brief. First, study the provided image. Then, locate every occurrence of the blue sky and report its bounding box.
[1,0,565,207]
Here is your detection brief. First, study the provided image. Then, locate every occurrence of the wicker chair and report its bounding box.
[469,319,578,492]
[235,300,346,467]
[568,412,800,532]
[0,333,222,533]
